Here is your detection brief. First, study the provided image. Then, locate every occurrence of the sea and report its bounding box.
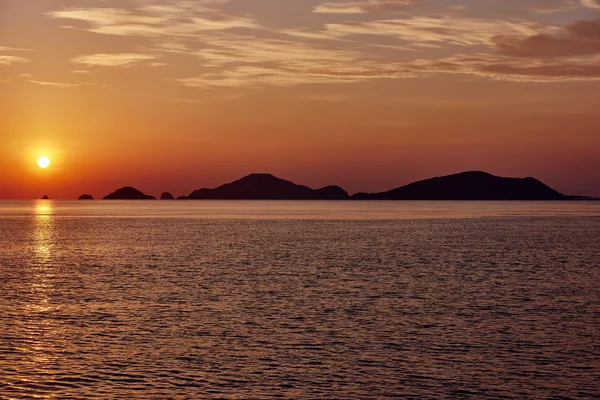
[0,200,599,399]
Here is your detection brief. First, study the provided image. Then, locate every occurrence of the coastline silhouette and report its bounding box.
[93,171,597,201]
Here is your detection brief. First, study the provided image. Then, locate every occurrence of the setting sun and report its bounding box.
[37,156,51,169]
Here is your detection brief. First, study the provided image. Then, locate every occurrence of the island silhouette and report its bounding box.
[103,186,156,200]
[352,171,567,200]
[186,173,349,200]
[78,194,94,200]
[98,171,593,200]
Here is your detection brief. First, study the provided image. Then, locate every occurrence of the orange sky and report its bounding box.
[1,0,599,198]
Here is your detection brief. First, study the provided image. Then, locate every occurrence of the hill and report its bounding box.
[186,173,349,200]
[103,187,156,200]
[351,171,566,200]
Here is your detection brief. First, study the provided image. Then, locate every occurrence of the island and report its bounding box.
[41,195,50,200]
[78,194,94,200]
[351,171,567,200]
[95,171,592,201]
[184,173,349,200]
[103,187,156,200]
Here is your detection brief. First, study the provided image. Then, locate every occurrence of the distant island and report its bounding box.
[186,173,349,200]
[352,171,567,200]
[98,171,596,201]
[78,194,94,200]
[103,187,156,200]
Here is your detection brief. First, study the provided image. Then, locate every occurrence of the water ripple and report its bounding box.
[0,204,599,398]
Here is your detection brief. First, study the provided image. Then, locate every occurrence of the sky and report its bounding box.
[1,0,599,199]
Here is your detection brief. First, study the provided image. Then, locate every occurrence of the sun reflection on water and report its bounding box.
[22,201,63,374]
[34,201,54,262]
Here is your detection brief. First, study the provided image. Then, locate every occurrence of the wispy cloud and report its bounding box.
[531,0,578,14]
[47,1,261,37]
[178,60,418,88]
[195,37,360,65]
[0,45,32,65]
[408,53,600,82]
[314,0,419,14]
[71,53,157,67]
[493,19,600,58]
[27,79,83,88]
[582,0,600,8]
[0,55,29,65]
[40,0,600,88]
[323,17,549,47]
[0,46,34,52]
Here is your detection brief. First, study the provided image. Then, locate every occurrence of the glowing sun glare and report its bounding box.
[37,156,51,169]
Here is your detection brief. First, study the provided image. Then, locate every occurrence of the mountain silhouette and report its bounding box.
[103,187,156,200]
[351,171,566,200]
[93,171,584,201]
[78,194,94,200]
[186,173,349,200]
[41,195,50,200]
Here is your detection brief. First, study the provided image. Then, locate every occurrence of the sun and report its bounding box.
[37,156,51,169]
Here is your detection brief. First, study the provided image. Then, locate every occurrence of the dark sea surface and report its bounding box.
[0,200,599,399]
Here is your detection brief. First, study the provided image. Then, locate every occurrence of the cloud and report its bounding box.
[178,52,600,88]
[0,55,29,65]
[194,37,360,65]
[27,79,82,88]
[48,8,167,36]
[314,0,419,14]
[531,0,578,13]
[172,12,600,87]
[47,2,261,38]
[179,38,400,87]
[71,53,156,67]
[0,46,34,52]
[48,8,164,29]
[44,0,600,88]
[582,0,600,8]
[493,19,600,58]
[323,17,547,47]
[409,53,600,82]
[178,61,418,88]
[0,45,32,65]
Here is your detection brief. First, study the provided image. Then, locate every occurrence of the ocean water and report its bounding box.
[0,200,599,399]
